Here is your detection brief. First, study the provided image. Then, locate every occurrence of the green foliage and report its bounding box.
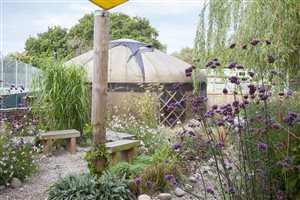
[0,136,37,185]
[48,172,135,200]
[48,173,97,200]
[109,161,147,179]
[138,163,179,195]
[171,47,194,64]
[85,144,110,176]
[194,0,300,78]
[98,171,136,200]
[31,63,90,135]
[17,12,163,68]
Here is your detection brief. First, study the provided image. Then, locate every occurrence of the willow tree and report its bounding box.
[194,0,300,81]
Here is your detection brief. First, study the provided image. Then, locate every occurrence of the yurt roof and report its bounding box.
[66,39,199,83]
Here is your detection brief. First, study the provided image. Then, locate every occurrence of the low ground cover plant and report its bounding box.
[47,172,135,200]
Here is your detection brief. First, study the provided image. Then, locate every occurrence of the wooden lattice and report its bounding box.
[158,90,187,127]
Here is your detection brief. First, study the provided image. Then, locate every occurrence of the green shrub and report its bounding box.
[109,161,147,179]
[48,172,136,200]
[138,163,180,195]
[0,136,37,185]
[110,162,132,179]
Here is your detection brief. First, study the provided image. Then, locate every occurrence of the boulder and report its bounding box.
[10,177,22,189]
[138,194,152,200]
[174,187,186,197]
[158,193,172,200]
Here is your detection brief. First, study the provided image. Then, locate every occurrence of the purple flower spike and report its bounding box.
[267,55,275,63]
[266,39,272,45]
[215,141,225,148]
[236,64,244,69]
[216,119,226,126]
[287,90,293,96]
[285,157,292,164]
[250,38,260,46]
[257,143,267,151]
[164,174,173,180]
[227,62,237,69]
[248,71,255,78]
[271,123,280,129]
[205,187,215,195]
[134,178,141,184]
[229,76,240,84]
[228,187,236,194]
[276,162,284,169]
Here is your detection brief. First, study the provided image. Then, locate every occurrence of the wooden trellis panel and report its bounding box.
[158,90,187,127]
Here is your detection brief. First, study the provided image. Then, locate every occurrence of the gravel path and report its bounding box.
[0,148,215,200]
[0,148,89,200]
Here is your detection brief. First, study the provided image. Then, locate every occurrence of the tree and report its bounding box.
[68,12,163,55]
[171,47,194,64]
[194,0,300,77]
[17,12,163,68]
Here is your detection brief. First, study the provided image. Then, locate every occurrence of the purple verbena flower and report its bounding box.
[216,119,226,126]
[236,64,244,69]
[229,43,236,49]
[228,187,236,194]
[285,157,292,164]
[223,88,228,94]
[276,162,285,169]
[212,104,218,110]
[164,174,173,180]
[215,141,225,148]
[250,38,260,46]
[248,71,255,78]
[242,44,247,49]
[267,55,275,63]
[134,178,141,184]
[229,76,240,84]
[266,39,272,45]
[257,143,267,151]
[287,90,293,96]
[227,62,237,69]
[205,187,215,195]
[271,123,280,129]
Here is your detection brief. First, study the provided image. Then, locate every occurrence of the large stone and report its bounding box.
[158,193,172,200]
[138,194,152,200]
[10,177,22,189]
[0,185,5,190]
[174,187,186,197]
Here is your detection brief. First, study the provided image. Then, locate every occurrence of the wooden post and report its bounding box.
[91,10,109,170]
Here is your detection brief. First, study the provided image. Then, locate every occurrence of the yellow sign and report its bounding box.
[89,0,128,10]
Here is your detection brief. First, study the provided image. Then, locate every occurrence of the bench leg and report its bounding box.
[42,140,52,155]
[122,148,138,163]
[66,138,76,154]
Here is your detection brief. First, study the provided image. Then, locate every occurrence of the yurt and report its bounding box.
[66,39,206,126]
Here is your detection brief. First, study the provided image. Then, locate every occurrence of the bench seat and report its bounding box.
[40,129,80,155]
[106,139,140,163]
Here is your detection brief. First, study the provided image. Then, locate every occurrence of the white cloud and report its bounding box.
[34,14,78,29]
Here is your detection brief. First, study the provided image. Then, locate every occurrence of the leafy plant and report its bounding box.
[31,63,90,138]
[48,172,136,200]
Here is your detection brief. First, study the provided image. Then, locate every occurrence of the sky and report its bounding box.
[0,0,205,56]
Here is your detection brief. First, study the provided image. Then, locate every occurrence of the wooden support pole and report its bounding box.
[91,10,109,170]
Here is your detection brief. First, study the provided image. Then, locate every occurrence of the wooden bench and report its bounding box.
[40,129,80,155]
[106,130,135,142]
[106,139,140,164]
